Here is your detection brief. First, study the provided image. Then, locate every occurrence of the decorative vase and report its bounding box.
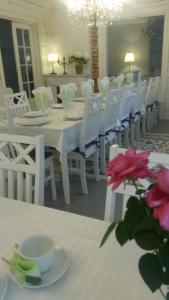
[75,64,83,74]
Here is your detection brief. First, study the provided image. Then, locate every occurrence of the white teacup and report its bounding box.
[16,234,55,274]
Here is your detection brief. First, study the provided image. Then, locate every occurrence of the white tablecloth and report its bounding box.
[0,104,84,155]
[0,198,162,300]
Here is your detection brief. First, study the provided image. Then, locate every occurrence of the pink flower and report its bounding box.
[158,168,169,194]
[106,149,156,191]
[154,201,169,231]
[146,169,169,231]
[146,185,168,208]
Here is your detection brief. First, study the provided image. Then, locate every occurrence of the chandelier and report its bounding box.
[65,0,123,26]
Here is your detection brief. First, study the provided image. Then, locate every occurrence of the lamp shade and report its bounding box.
[125,53,135,63]
[48,53,57,62]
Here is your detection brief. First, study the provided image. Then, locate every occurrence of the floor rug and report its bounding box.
[132,133,169,153]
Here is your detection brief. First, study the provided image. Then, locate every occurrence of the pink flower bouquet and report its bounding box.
[101,149,169,299]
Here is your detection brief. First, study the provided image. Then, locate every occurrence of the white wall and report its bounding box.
[42,0,91,75]
[107,21,150,77]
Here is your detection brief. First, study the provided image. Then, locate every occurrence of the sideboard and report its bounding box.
[44,74,91,101]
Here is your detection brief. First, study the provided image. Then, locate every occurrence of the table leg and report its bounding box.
[60,152,70,205]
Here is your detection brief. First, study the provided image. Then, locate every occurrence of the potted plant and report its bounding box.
[69,54,88,74]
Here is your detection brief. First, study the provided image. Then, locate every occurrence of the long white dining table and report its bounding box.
[0,197,162,300]
[0,104,84,205]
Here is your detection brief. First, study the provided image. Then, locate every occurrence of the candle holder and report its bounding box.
[58,57,70,75]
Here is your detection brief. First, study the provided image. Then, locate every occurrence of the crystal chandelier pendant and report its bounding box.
[65,0,123,26]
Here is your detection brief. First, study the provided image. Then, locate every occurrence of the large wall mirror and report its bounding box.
[107,15,164,78]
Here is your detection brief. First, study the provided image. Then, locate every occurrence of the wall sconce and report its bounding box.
[48,53,57,74]
[124,53,135,73]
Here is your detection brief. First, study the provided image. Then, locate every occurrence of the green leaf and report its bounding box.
[115,222,129,246]
[133,216,157,236]
[100,223,116,247]
[139,253,162,292]
[126,196,138,209]
[166,292,169,299]
[135,231,161,250]
[124,204,147,239]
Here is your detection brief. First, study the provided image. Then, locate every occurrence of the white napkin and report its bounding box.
[115,74,125,89]
[126,73,134,84]
[81,81,93,97]
[32,87,54,110]
[59,83,77,107]
[98,77,110,95]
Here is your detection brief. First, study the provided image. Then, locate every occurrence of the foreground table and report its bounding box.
[0,198,162,300]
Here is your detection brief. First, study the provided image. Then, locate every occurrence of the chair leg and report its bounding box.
[94,148,100,182]
[142,115,146,135]
[100,136,106,175]
[130,122,135,147]
[117,132,121,146]
[79,157,88,194]
[124,127,129,147]
[49,162,57,201]
[135,119,140,141]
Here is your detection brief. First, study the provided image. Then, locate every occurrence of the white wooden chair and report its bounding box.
[32,86,55,110]
[3,91,31,117]
[68,95,103,194]
[130,80,147,143]
[0,133,44,205]
[151,76,160,126]
[4,107,57,201]
[118,84,135,146]
[105,145,169,223]
[100,89,121,173]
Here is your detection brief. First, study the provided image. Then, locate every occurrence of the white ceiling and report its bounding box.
[121,0,169,18]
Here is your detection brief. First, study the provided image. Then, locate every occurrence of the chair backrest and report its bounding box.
[59,83,77,107]
[144,78,153,107]
[132,80,147,115]
[3,91,31,117]
[0,133,44,205]
[118,84,135,123]
[32,86,55,110]
[98,76,110,95]
[4,107,17,134]
[101,89,121,134]
[81,81,94,97]
[105,145,169,222]
[79,95,103,152]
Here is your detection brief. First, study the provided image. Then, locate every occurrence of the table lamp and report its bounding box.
[124,53,135,72]
[48,53,57,74]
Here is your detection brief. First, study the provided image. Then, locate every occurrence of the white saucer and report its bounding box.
[10,248,69,289]
[52,104,64,109]
[0,272,7,300]
[18,117,50,126]
[24,111,48,118]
